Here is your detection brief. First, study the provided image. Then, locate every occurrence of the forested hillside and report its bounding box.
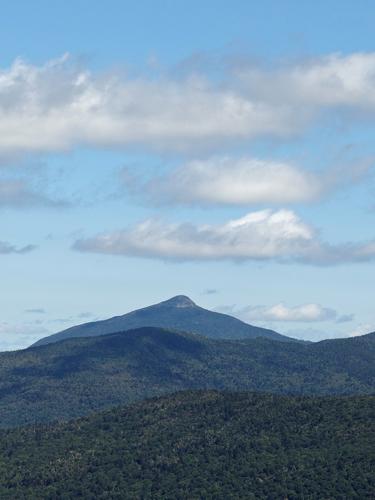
[0,327,374,427]
[0,391,374,499]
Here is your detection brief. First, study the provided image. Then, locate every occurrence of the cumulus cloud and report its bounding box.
[135,156,371,206]
[73,208,375,265]
[0,241,36,254]
[73,209,319,262]
[240,303,337,322]
[2,52,375,155]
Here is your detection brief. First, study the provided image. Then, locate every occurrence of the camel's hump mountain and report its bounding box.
[32,295,295,347]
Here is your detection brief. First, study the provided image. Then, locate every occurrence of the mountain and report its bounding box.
[32,295,295,346]
[1,327,374,427]
[0,390,374,498]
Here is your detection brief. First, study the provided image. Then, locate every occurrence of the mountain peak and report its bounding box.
[32,293,294,347]
[160,295,197,308]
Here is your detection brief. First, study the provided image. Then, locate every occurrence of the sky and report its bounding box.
[1,0,375,350]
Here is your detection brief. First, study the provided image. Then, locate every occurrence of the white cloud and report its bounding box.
[238,52,375,109]
[0,55,297,156]
[73,209,320,262]
[289,52,375,107]
[73,208,375,265]
[137,156,371,205]
[240,303,337,322]
[2,53,375,155]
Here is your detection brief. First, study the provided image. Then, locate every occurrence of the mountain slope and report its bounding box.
[1,327,374,427]
[0,390,374,499]
[32,295,294,346]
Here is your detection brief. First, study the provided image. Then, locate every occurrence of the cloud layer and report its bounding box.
[2,52,375,155]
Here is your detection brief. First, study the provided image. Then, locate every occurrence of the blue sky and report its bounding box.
[1,0,375,349]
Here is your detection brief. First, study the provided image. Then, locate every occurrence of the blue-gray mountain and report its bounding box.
[32,295,295,346]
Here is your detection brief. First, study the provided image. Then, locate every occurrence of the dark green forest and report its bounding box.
[1,327,375,427]
[1,327,374,497]
[0,390,374,499]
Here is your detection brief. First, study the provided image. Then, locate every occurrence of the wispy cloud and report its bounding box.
[73,208,375,265]
[0,241,36,254]
[0,179,65,209]
[336,314,355,323]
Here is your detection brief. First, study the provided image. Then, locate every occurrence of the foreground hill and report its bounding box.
[1,327,374,427]
[32,295,294,346]
[0,390,374,499]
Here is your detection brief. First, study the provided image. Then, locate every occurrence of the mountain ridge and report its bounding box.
[1,326,374,428]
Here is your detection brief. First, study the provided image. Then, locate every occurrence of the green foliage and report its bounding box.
[0,390,373,499]
[0,328,375,427]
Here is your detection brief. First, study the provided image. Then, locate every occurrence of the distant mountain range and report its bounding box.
[1,326,374,427]
[1,390,373,498]
[32,295,295,347]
